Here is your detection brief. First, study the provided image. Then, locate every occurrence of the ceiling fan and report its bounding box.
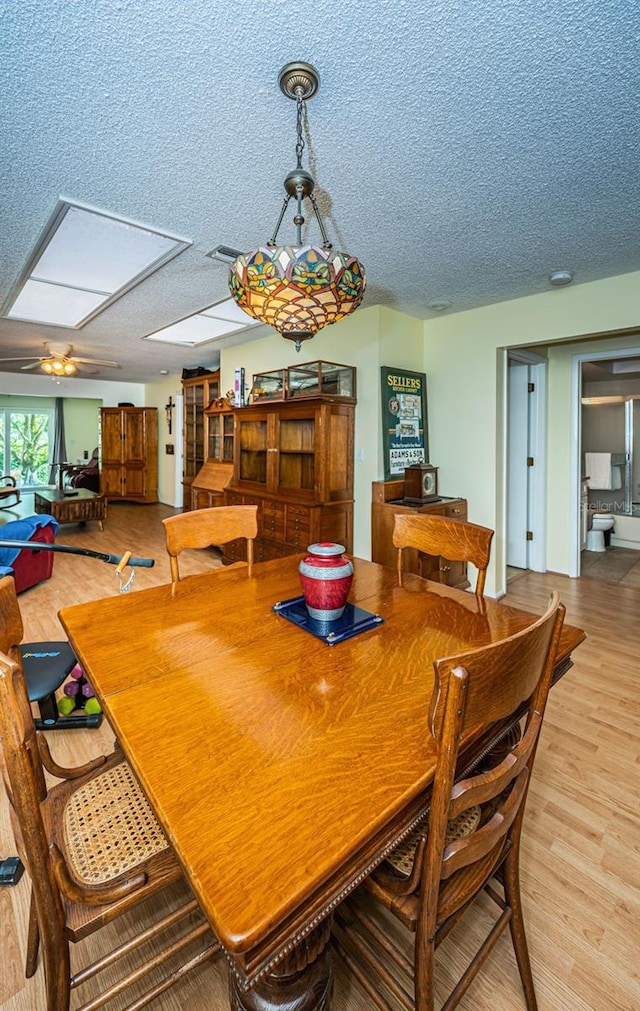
[0,342,119,376]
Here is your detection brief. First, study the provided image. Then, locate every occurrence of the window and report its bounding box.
[0,407,53,488]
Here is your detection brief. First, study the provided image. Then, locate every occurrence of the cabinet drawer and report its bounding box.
[225,491,248,507]
[443,501,467,520]
[284,504,311,548]
[256,538,291,562]
[436,558,467,587]
[263,501,285,540]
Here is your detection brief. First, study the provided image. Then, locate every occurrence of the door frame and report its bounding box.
[569,344,640,576]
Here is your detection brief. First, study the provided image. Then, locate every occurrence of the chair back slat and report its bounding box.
[393,513,494,594]
[163,505,258,583]
[448,713,541,818]
[441,767,529,879]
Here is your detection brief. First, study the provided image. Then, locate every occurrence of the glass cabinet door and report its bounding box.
[184,384,205,478]
[206,409,235,463]
[278,416,315,494]
[239,419,268,485]
[222,414,235,462]
[208,413,222,461]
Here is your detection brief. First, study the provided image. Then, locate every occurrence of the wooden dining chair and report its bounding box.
[162,504,258,584]
[393,513,494,595]
[0,575,221,1011]
[333,591,565,1011]
[0,474,21,508]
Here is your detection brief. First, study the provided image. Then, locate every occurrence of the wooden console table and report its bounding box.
[372,479,468,588]
[34,489,107,530]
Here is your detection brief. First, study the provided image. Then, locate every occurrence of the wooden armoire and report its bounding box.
[100,407,158,503]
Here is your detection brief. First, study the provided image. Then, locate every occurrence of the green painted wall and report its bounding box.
[424,271,640,592]
[63,399,101,463]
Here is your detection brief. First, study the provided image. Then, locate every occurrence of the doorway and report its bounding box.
[569,346,640,577]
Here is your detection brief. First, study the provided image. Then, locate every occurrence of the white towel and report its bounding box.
[585,453,613,489]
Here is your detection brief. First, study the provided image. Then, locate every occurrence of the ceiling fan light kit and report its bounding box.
[0,341,119,377]
[228,62,367,352]
[41,358,77,375]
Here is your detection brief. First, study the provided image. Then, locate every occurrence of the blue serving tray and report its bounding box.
[272,595,384,645]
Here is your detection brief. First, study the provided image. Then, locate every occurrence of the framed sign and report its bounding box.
[380,367,428,479]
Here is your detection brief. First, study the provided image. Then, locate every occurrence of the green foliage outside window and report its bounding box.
[1,411,51,486]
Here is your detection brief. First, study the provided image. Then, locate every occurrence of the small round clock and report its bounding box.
[404,464,439,502]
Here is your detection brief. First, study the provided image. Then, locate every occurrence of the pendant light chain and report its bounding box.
[296,93,332,249]
[295,94,305,169]
[294,94,305,245]
[229,61,366,351]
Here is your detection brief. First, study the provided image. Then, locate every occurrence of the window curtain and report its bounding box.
[48,398,67,485]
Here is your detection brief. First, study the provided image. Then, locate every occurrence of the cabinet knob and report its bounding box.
[451,508,462,515]
[440,564,450,572]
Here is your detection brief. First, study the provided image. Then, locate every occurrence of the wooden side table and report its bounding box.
[34,490,107,531]
[371,479,468,588]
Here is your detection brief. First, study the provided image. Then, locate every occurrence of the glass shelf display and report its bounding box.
[286,361,355,400]
[206,406,235,463]
[249,369,286,403]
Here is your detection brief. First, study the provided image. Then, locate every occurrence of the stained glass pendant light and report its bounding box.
[229,63,366,352]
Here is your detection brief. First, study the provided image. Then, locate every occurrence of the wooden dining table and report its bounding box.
[59,556,585,1011]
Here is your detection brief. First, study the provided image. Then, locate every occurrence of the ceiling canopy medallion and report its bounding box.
[229,62,366,352]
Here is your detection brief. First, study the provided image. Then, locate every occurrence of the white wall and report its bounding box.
[0,371,145,405]
[144,374,183,506]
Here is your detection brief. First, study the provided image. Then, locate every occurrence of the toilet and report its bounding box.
[586,513,615,551]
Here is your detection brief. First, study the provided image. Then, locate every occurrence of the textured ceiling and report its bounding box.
[1,0,639,383]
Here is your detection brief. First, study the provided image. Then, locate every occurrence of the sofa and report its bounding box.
[0,514,58,593]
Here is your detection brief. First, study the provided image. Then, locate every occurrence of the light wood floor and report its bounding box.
[1,503,638,1010]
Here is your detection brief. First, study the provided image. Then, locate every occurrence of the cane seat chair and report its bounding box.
[333,592,565,1011]
[0,575,221,1011]
[393,513,494,596]
[163,504,258,584]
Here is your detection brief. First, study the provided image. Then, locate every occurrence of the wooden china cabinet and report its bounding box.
[190,401,235,510]
[371,479,469,589]
[224,395,355,563]
[181,370,219,510]
[99,407,158,503]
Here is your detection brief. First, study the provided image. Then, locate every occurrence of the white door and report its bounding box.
[506,358,547,572]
